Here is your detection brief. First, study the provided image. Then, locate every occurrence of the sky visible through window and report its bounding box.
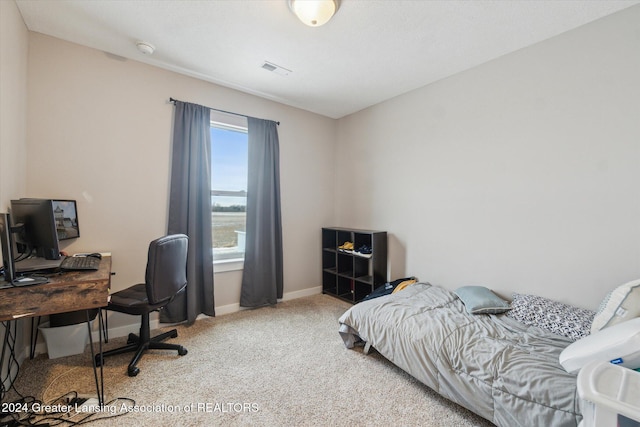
[210,126,248,207]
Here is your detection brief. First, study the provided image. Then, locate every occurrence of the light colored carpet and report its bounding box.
[7,294,493,426]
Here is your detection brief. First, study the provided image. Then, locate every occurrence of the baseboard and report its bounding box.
[203,286,323,317]
[281,286,322,301]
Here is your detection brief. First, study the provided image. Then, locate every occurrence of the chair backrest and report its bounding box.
[145,234,188,305]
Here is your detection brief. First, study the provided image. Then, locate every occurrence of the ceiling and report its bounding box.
[15,0,640,119]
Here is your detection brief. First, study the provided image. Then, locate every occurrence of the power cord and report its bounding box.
[1,322,134,426]
[1,322,23,403]
[41,368,81,404]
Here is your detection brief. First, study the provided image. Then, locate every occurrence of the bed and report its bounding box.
[338,282,584,426]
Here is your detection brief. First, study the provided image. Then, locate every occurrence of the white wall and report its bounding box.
[0,0,28,208]
[0,0,31,382]
[25,33,336,316]
[335,5,640,310]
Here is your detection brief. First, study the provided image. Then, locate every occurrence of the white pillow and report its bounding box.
[560,317,640,373]
[591,279,640,334]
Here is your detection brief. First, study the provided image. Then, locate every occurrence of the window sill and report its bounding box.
[213,258,244,273]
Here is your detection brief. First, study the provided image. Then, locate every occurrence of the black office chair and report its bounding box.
[96,234,189,376]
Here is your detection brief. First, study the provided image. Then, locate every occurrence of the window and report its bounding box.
[210,112,248,265]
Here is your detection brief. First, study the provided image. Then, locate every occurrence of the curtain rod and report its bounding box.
[169,97,280,126]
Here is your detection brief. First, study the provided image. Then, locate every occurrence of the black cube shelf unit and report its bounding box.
[322,227,388,304]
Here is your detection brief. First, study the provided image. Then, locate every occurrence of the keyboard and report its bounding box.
[60,256,101,271]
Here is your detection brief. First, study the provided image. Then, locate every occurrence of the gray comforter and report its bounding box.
[338,283,582,426]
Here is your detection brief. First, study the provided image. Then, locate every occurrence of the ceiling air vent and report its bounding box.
[261,61,291,76]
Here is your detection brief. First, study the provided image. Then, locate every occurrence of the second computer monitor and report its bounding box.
[52,199,80,241]
[10,199,60,260]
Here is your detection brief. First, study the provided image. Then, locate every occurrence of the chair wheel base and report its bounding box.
[128,366,140,377]
[178,347,188,356]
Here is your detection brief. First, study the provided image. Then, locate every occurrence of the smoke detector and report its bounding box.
[136,41,155,55]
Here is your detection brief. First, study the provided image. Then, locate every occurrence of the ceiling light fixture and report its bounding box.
[136,41,155,55]
[288,0,339,27]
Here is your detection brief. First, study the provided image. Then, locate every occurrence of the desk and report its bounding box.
[0,256,111,321]
[0,256,111,404]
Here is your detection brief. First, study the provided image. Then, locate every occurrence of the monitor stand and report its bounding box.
[15,256,63,273]
[8,275,50,287]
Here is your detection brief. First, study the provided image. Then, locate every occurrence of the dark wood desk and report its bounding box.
[0,256,111,404]
[0,256,111,321]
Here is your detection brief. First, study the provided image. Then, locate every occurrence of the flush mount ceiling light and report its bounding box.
[288,0,339,27]
[136,41,155,55]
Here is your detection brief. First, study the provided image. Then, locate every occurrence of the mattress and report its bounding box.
[338,283,582,426]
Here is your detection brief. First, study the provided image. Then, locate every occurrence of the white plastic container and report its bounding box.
[38,321,90,359]
[577,361,640,427]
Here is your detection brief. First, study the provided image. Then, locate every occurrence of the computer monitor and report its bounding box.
[0,212,16,282]
[1,212,50,286]
[10,199,60,260]
[52,199,80,241]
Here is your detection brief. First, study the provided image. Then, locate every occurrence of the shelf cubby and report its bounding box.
[321,227,387,304]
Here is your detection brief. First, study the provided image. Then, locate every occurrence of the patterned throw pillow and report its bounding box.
[506,293,595,341]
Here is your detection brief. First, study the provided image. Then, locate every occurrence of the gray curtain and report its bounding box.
[240,118,283,307]
[161,100,215,323]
